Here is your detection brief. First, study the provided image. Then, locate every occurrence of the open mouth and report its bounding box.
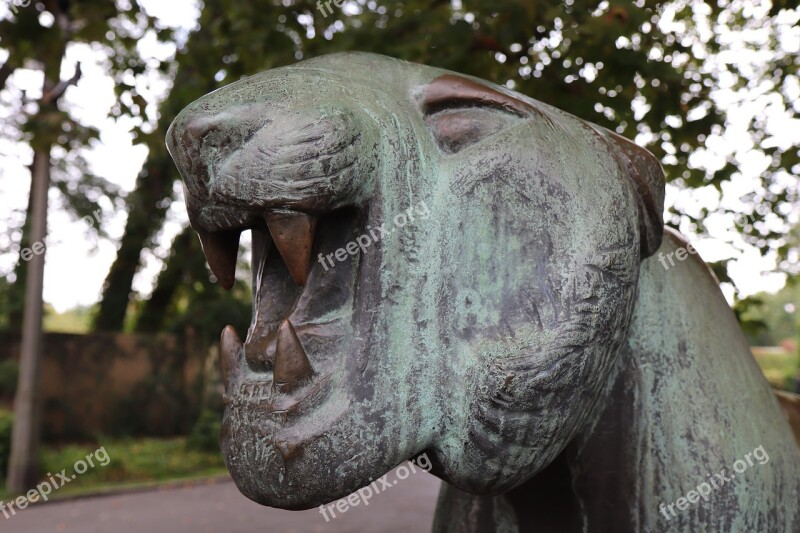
[202,206,364,419]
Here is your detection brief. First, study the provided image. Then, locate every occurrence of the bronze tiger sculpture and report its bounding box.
[166,53,800,532]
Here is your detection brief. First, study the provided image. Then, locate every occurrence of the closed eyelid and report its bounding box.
[421,74,534,117]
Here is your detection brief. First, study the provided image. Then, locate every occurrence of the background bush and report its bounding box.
[186,409,221,453]
[0,409,13,480]
[0,360,19,399]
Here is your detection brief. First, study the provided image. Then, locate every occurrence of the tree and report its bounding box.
[0,0,169,491]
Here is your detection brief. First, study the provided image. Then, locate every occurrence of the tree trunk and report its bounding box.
[93,152,174,331]
[6,21,79,486]
[6,148,49,492]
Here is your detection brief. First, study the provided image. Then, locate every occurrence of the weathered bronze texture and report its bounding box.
[167,52,800,532]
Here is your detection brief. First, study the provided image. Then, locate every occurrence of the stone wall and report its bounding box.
[0,331,208,440]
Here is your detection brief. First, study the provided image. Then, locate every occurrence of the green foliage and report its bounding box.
[752,346,799,392]
[0,409,13,480]
[739,284,799,346]
[187,409,222,453]
[733,295,769,341]
[35,437,226,492]
[174,0,725,159]
[108,376,191,438]
[0,359,19,399]
[0,277,12,332]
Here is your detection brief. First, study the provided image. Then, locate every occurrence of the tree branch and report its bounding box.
[0,60,15,93]
[42,62,81,104]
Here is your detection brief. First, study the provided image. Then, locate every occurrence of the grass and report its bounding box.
[42,304,94,334]
[752,346,799,392]
[1,437,228,502]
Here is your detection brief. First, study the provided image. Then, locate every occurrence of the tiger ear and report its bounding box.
[596,129,665,258]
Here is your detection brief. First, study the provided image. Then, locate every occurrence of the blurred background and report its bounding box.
[0,0,798,513]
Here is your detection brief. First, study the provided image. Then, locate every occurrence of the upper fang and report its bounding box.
[265,211,317,286]
[197,228,241,290]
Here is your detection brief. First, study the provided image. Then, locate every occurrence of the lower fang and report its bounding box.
[220,325,244,393]
[273,319,314,393]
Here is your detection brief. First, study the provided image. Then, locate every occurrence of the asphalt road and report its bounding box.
[2,463,441,533]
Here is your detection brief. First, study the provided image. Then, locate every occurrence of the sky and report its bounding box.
[0,0,797,312]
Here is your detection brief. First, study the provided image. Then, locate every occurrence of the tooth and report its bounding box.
[250,226,271,295]
[197,228,241,290]
[220,325,243,393]
[265,211,317,286]
[273,319,314,393]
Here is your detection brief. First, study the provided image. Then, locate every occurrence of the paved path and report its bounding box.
[3,463,441,533]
